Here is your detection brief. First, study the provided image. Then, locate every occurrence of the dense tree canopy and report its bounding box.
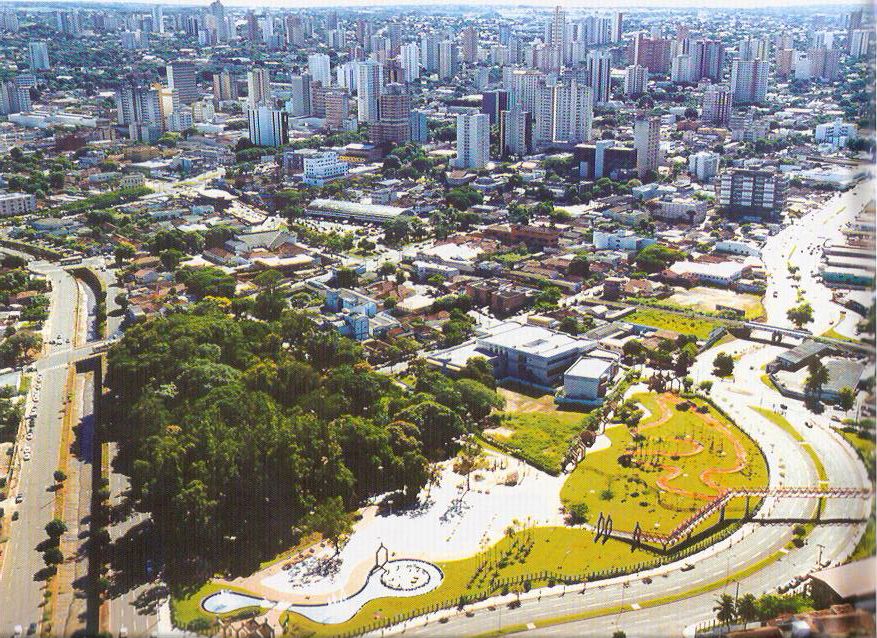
[105,303,502,581]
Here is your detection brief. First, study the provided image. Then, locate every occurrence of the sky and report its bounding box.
[28,0,873,7]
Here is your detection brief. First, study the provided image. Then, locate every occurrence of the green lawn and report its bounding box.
[849,513,875,563]
[750,407,827,481]
[561,393,768,534]
[759,374,779,392]
[171,581,264,629]
[821,327,861,343]
[486,410,586,475]
[835,427,876,479]
[626,308,721,339]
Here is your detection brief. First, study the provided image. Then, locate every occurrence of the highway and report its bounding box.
[0,261,83,635]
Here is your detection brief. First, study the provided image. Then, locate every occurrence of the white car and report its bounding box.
[25,432,33,441]
[14,624,22,637]
[22,452,31,461]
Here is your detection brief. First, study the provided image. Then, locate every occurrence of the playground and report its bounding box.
[561,392,769,535]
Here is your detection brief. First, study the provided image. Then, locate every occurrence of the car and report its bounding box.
[681,563,695,572]
[15,493,23,504]
[25,432,33,441]
[642,576,653,584]
[27,623,36,635]
[22,453,31,462]
[13,624,22,637]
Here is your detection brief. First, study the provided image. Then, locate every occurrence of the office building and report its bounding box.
[371,83,411,145]
[0,192,36,216]
[0,80,31,115]
[303,151,349,186]
[717,168,788,221]
[400,43,420,82]
[500,107,532,157]
[573,141,637,180]
[308,53,331,86]
[730,58,769,105]
[634,114,661,178]
[688,151,720,182]
[611,12,623,43]
[247,105,288,147]
[167,60,198,105]
[551,81,594,144]
[356,59,382,124]
[324,90,349,129]
[27,41,49,71]
[247,67,272,107]
[410,109,428,143]
[671,54,694,83]
[421,34,440,73]
[850,29,870,58]
[482,89,509,125]
[453,111,490,169]
[439,40,458,80]
[701,83,732,125]
[587,50,612,104]
[288,73,312,117]
[462,26,478,64]
[847,9,863,53]
[691,39,724,82]
[212,69,238,102]
[623,65,648,96]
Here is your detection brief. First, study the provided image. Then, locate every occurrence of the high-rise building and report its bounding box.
[308,53,331,86]
[586,50,612,105]
[548,6,567,52]
[631,32,671,74]
[671,54,693,83]
[356,59,382,124]
[27,41,49,71]
[775,48,794,79]
[371,83,411,146]
[247,105,288,147]
[115,83,163,142]
[691,39,724,82]
[246,10,259,43]
[688,151,720,182]
[288,73,313,116]
[285,15,304,48]
[737,36,770,61]
[0,80,31,115]
[453,111,490,169]
[462,26,478,64]
[634,114,661,178]
[509,69,545,115]
[551,81,593,144]
[324,90,349,129]
[481,90,509,125]
[420,34,440,73]
[730,58,769,105]
[0,11,20,32]
[55,10,82,36]
[167,60,198,105]
[611,12,624,43]
[212,69,238,102]
[151,5,163,34]
[209,1,229,42]
[400,43,420,83]
[623,64,648,96]
[847,9,863,53]
[247,67,272,107]
[500,106,532,157]
[439,40,458,80]
[717,168,788,221]
[410,109,429,143]
[701,83,732,126]
[850,29,870,58]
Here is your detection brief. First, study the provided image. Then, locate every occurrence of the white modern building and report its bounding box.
[815,119,857,149]
[688,150,720,182]
[634,114,661,178]
[0,192,36,216]
[302,151,349,186]
[623,64,648,96]
[356,59,382,124]
[246,105,288,147]
[593,230,656,251]
[27,41,49,71]
[308,53,331,86]
[453,111,490,169]
[730,58,769,105]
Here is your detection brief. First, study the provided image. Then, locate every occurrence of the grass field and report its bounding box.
[626,308,721,339]
[561,393,769,534]
[835,427,876,479]
[849,513,875,562]
[486,410,585,474]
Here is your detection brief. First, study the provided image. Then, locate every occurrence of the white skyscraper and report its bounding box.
[401,43,420,83]
[152,5,164,33]
[587,50,612,104]
[551,81,593,144]
[500,106,531,157]
[247,105,289,147]
[850,29,870,58]
[27,41,49,71]
[634,114,661,178]
[308,53,331,86]
[288,73,312,116]
[453,111,490,169]
[623,65,648,96]
[688,151,720,182]
[439,40,458,80]
[247,67,272,107]
[671,54,694,84]
[356,59,382,124]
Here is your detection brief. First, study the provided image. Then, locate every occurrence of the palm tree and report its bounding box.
[714,593,737,627]
[737,593,759,629]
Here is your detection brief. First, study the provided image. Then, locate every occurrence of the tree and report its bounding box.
[559,316,581,335]
[838,386,856,411]
[635,244,685,273]
[335,267,358,289]
[737,593,759,629]
[114,242,135,265]
[804,359,830,398]
[53,470,66,483]
[713,352,734,377]
[699,380,713,393]
[786,303,814,329]
[714,593,737,627]
[455,378,504,421]
[159,248,184,272]
[568,254,590,277]
[303,496,352,555]
[43,547,63,566]
[45,518,67,538]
